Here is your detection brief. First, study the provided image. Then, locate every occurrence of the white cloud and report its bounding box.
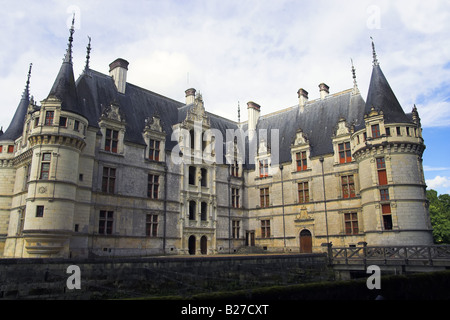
[426,176,450,194]
[424,166,450,172]
[1,0,450,129]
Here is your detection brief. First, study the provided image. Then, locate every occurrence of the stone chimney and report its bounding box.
[298,88,309,107]
[247,101,261,133]
[185,88,196,105]
[319,83,329,100]
[109,58,129,94]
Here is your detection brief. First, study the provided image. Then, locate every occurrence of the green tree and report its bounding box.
[427,189,450,244]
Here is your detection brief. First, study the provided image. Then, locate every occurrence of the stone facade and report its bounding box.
[0,24,433,258]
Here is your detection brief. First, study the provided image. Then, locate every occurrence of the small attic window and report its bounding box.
[59,116,67,127]
[7,145,14,153]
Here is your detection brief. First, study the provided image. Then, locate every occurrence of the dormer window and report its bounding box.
[231,160,239,177]
[45,111,54,126]
[338,142,352,164]
[149,139,160,161]
[371,124,380,138]
[259,159,269,178]
[105,129,119,153]
[296,151,307,171]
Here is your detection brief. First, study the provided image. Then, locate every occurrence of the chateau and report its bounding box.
[0,21,433,258]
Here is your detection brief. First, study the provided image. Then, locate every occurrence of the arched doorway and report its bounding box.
[200,236,207,255]
[300,229,312,253]
[188,235,196,255]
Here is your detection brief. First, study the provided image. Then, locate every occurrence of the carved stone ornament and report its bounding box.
[100,101,126,123]
[144,114,164,133]
[293,129,309,146]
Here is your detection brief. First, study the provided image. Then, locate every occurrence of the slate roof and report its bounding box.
[76,69,184,148]
[0,89,29,142]
[254,90,366,165]
[0,64,31,142]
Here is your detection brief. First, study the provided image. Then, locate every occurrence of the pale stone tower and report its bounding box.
[352,40,433,246]
[3,18,89,257]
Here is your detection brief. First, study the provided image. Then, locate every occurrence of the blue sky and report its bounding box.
[1,0,449,194]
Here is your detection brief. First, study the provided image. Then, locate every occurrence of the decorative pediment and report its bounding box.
[258,138,269,155]
[333,117,351,137]
[292,129,309,146]
[144,114,164,133]
[185,92,210,126]
[100,101,126,123]
[295,206,314,222]
[364,106,384,119]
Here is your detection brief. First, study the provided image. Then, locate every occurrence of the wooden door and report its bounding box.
[300,229,312,253]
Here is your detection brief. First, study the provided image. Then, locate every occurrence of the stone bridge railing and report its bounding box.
[327,244,450,267]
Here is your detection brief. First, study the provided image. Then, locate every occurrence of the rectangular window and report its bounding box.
[298,182,309,204]
[385,127,391,136]
[45,111,54,126]
[260,188,270,208]
[231,160,239,177]
[147,174,159,199]
[406,127,411,136]
[0,145,2,153]
[40,153,51,180]
[261,220,270,238]
[232,220,240,239]
[232,188,240,208]
[380,189,390,201]
[149,139,160,161]
[371,124,381,138]
[201,202,207,221]
[99,210,114,235]
[296,151,308,171]
[344,212,359,235]
[59,116,67,127]
[377,157,387,185]
[36,205,44,218]
[146,214,158,237]
[102,167,116,193]
[105,129,119,153]
[189,166,196,185]
[396,127,401,136]
[338,142,352,164]
[189,201,196,220]
[342,175,356,199]
[259,159,269,178]
[7,145,14,153]
[34,117,39,127]
[382,204,393,230]
[200,168,207,187]
[74,120,80,131]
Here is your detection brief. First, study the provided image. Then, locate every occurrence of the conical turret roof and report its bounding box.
[0,64,32,141]
[364,40,411,124]
[47,15,79,114]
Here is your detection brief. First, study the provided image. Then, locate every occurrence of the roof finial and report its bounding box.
[238,101,241,123]
[351,58,359,94]
[370,36,379,66]
[22,63,33,99]
[84,36,92,73]
[64,13,76,64]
